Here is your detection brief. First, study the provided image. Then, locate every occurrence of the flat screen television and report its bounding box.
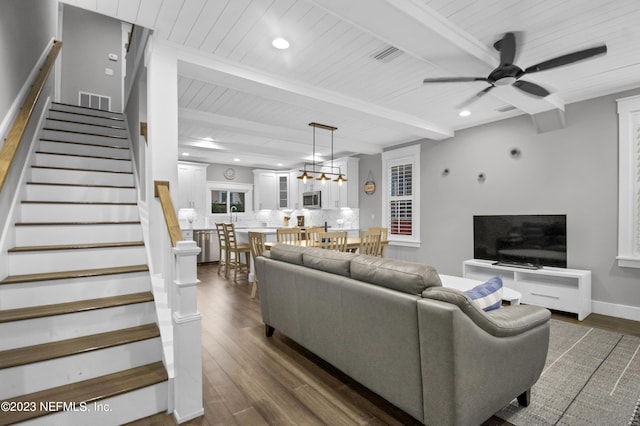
[473,215,567,268]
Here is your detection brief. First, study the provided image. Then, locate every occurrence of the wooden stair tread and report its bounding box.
[0,264,149,285]
[15,221,141,226]
[46,117,126,130]
[36,150,131,161]
[27,181,134,189]
[51,102,125,116]
[21,200,137,205]
[40,137,130,150]
[42,127,128,140]
[0,291,153,323]
[49,107,125,122]
[8,241,144,253]
[0,361,167,424]
[32,164,133,174]
[0,323,159,369]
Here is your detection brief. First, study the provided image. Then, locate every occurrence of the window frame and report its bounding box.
[206,181,253,215]
[381,144,421,247]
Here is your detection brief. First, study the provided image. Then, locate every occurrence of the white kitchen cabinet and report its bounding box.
[277,173,290,209]
[318,157,360,209]
[289,170,300,209]
[253,170,292,210]
[178,162,207,213]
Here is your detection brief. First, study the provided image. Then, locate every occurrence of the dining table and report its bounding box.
[264,237,388,252]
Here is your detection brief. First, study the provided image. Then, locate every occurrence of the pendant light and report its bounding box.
[317,123,336,185]
[297,123,317,182]
[297,122,345,184]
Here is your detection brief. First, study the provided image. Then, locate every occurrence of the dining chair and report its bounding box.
[359,229,382,256]
[304,226,324,247]
[318,231,348,252]
[223,223,251,282]
[215,222,229,276]
[247,232,266,299]
[277,227,302,243]
[368,227,389,257]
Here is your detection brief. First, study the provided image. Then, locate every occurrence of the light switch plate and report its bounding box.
[108,53,118,61]
[105,68,114,76]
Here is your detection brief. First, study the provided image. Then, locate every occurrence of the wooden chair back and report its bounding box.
[368,227,388,257]
[318,231,348,252]
[277,227,302,243]
[359,229,381,256]
[215,222,228,249]
[304,226,324,247]
[224,223,239,250]
[248,232,266,261]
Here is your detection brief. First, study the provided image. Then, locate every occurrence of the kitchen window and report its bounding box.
[207,182,253,215]
[382,144,420,247]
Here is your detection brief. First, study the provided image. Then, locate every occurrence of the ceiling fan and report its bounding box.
[422,32,607,109]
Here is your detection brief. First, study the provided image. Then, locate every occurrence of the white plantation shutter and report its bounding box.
[382,145,420,247]
[617,95,640,267]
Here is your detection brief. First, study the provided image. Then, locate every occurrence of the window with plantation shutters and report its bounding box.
[616,95,640,268]
[382,145,420,247]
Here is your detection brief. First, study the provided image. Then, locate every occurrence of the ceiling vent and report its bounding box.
[496,105,517,113]
[372,45,403,63]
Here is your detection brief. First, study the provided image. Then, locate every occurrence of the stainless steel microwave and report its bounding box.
[302,191,321,209]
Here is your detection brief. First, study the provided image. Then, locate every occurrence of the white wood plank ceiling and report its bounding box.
[61,0,640,169]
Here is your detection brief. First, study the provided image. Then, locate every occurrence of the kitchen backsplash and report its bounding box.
[179,208,359,230]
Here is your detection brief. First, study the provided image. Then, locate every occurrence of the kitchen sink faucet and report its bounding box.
[230,205,238,223]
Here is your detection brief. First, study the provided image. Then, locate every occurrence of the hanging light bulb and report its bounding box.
[333,174,347,186]
[317,172,330,184]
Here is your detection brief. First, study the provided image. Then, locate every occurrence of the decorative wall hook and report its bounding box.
[442,168,450,177]
[478,173,486,183]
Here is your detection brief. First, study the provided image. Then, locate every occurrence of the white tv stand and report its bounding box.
[463,259,592,320]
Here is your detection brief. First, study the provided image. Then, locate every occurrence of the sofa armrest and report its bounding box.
[422,287,550,337]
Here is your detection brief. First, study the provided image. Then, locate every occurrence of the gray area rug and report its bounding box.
[496,319,640,426]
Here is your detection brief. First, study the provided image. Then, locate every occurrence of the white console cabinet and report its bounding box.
[463,259,592,320]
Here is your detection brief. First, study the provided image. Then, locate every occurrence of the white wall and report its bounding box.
[60,5,122,111]
[362,88,640,315]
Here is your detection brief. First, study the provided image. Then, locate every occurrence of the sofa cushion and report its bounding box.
[421,287,551,337]
[303,248,358,277]
[269,243,307,265]
[350,255,442,295]
[464,276,503,311]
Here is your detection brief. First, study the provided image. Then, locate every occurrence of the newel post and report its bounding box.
[172,240,203,422]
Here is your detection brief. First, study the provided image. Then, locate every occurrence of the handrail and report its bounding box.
[0,40,62,192]
[154,180,183,247]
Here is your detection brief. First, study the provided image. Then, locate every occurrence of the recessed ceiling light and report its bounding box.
[277,163,283,167]
[233,158,240,162]
[272,37,290,50]
[203,137,214,141]
[459,110,471,117]
[181,152,190,156]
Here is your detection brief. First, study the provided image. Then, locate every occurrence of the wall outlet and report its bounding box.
[105,68,114,76]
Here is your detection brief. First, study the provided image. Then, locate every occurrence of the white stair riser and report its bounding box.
[35,153,132,172]
[31,167,134,186]
[0,338,162,400]
[45,119,127,138]
[41,129,128,148]
[9,246,147,275]
[16,223,142,246]
[50,104,124,120]
[38,140,130,160]
[0,302,156,350]
[21,382,168,426]
[48,110,125,128]
[20,203,139,223]
[26,184,136,203]
[0,272,151,310]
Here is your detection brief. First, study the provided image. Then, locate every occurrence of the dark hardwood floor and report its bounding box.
[133,262,639,426]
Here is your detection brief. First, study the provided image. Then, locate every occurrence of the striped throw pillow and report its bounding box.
[464,276,503,311]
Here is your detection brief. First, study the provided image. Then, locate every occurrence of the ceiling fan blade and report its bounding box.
[423,77,488,84]
[524,45,607,74]
[494,32,516,66]
[513,80,550,97]
[456,85,494,109]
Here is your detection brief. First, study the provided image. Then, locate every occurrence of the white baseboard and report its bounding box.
[592,300,640,322]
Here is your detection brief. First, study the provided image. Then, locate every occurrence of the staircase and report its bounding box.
[0,103,168,425]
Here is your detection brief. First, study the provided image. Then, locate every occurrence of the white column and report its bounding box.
[172,240,203,423]
[145,36,179,274]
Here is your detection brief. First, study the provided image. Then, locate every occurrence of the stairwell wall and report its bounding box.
[0,1,58,279]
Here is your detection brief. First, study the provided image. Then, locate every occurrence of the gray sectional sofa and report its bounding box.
[255,244,551,426]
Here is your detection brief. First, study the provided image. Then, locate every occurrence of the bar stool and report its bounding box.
[215,222,228,276]
[248,231,266,299]
[224,223,251,282]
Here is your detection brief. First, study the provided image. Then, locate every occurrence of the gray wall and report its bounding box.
[61,5,122,111]
[361,89,640,310]
[0,0,57,123]
[206,163,254,184]
[357,154,382,230]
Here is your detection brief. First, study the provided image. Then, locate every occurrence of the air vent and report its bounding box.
[496,105,517,113]
[372,45,403,63]
[79,91,111,111]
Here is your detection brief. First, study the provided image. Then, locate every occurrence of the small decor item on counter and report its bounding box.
[297,215,305,227]
[336,219,344,228]
[283,216,291,227]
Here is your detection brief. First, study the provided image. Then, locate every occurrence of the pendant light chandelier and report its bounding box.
[297,122,348,186]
